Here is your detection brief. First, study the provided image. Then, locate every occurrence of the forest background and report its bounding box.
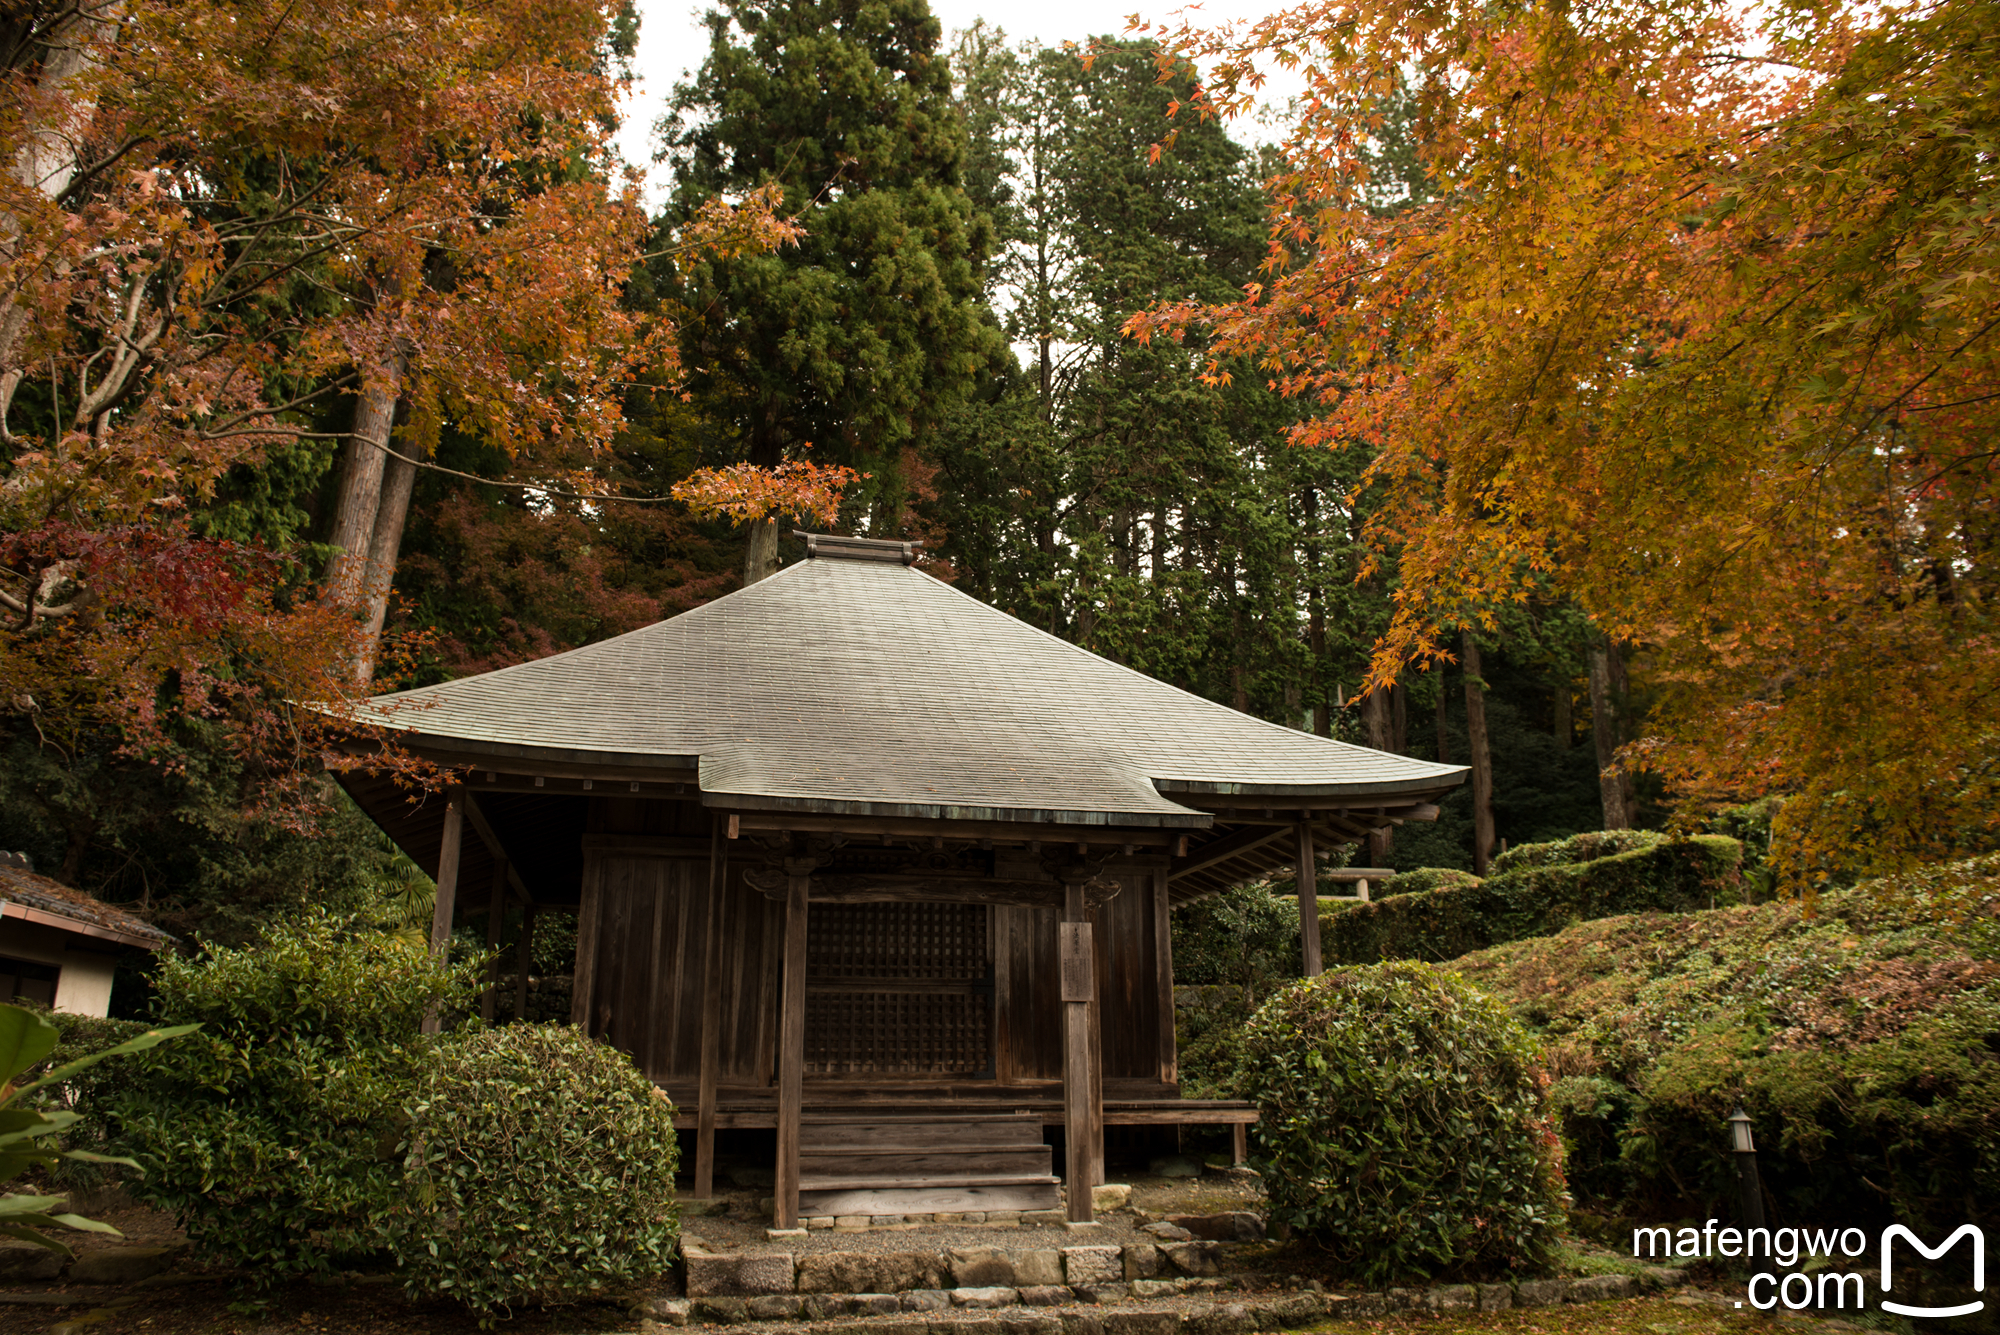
[0,0,1991,970]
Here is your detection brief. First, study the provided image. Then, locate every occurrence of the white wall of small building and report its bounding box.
[0,918,121,1017]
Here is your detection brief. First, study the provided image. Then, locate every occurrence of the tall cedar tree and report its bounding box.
[659,0,1005,582]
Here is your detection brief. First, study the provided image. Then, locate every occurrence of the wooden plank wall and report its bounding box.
[581,810,782,1093]
[994,877,1167,1086]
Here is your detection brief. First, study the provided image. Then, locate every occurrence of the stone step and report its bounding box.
[644,1268,1693,1332]
[800,1148,1054,1179]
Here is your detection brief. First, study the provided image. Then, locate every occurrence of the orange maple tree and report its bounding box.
[1131,0,1999,887]
[0,0,794,795]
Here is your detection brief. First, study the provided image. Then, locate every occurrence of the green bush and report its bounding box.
[1489,829,1663,876]
[1454,853,2000,1251]
[1237,960,1566,1283]
[114,912,482,1281]
[1321,835,1742,966]
[1379,867,1484,898]
[1170,882,1300,1002]
[387,1025,680,1313]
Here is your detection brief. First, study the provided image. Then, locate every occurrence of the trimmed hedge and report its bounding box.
[388,1026,680,1313]
[1454,854,2000,1260]
[1321,835,1742,966]
[1489,829,1664,876]
[1237,960,1566,1283]
[1379,867,1484,898]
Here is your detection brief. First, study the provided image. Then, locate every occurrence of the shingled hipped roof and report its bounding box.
[352,540,1465,827]
[0,862,173,951]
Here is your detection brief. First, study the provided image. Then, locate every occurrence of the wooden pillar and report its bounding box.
[1232,1122,1248,1166]
[774,857,812,1231]
[694,820,729,1199]
[479,857,507,1023]
[1061,879,1100,1223]
[571,860,604,1030]
[513,904,537,1023]
[422,794,464,1035]
[1153,867,1176,1086]
[1295,823,1322,976]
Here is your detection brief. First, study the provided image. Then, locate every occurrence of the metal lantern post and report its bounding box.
[1728,1105,1770,1279]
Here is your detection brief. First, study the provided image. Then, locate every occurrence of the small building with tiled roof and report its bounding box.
[336,534,1467,1228]
[0,854,172,1016]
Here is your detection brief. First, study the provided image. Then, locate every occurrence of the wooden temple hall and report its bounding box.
[339,533,1466,1229]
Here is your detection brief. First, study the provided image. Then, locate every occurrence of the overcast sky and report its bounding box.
[610,0,1301,207]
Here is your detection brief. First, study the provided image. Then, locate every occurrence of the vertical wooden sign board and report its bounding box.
[1060,920,1095,1223]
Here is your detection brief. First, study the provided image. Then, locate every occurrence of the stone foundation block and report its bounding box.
[1426,1285,1477,1311]
[690,1297,749,1324]
[1158,1242,1222,1277]
[1104,1312,1178,1335]
[1514,1279,1570,1307]
[1074,1283,1129,1303]
[1064,1246,1124,1286]
[1122,1244,1162,1280]
[684,1249,795,1298]
[903,1289,952,1312]
[1018,1285,1074,1306]
[1182,1302,1255,1335]
[1477,1283,1514,1311]
[643,1297,692,1327]
[953,1287,1020,1308]
[0,1245,63,1281]
[1129,1279,1180,1298]
[746,1295,803,1319]
[953,1248,1018,1288]
[1567,1274,1638,1302]
[1014,1250,1064,1286]
[69,1246,179,1285]
[1022,1210,1065,1227]
[1167,1213,1264,1243]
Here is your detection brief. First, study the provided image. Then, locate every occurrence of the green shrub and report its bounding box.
[114,912,482,1281]
[1489,829,1663,876]
[1454,853,2000,1250]
[1170,882,1300,1002]
[386,1025,679,1314]
[1321,835,1742,966]
[1379,867,1483,898]
[1236,960,1565,1283]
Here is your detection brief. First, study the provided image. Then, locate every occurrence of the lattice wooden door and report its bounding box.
[803,902,993,1076]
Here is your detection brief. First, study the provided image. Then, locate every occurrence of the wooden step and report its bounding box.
[798,1172,1060,1192]
[798,1182,1061,1217]
[800,1120,1044,1150]
[800,1148,1053,1178]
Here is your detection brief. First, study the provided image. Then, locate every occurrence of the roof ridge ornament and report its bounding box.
[793,531,922,565]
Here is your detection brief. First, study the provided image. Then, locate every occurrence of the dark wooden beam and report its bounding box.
[1295,822,1322,977]
[1169,825,1291,880]
[461,793,537,905]
[774,860,811,1231]
[730,810,1187,847]
[580,834,713,859]
[570,859,604,1030]
[421,794,464,1037]
[694,821,727,1199]
[479,855,507,1022]
[1153,867,1175,1086]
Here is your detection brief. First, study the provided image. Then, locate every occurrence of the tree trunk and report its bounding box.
[354,443,417,686]
[0,3,126,390]
[1462,631,1495,875]
[1553,677,1572,751]
[1588,637,1634,829]
[1434,668,1451,764]
[324,353,405,609]
[1391,680,1408,754]
[1363,685,1391,751]
[1303,486,1330,736]
[742,517,781,586]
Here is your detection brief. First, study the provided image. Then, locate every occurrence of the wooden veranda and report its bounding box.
[339,533,1465,1229]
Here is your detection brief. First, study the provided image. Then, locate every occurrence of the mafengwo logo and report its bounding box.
[1633,1222,1985,1316]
